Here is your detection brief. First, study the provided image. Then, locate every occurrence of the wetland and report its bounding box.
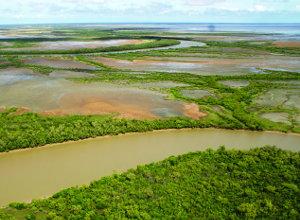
[0,23,299,219]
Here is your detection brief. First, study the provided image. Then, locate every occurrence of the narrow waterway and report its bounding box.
[0,128,299,207]
[104,40,206,54]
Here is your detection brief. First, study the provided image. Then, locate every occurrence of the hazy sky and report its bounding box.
[0,0,299,24]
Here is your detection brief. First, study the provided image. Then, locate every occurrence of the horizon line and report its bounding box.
[1,22,300,26]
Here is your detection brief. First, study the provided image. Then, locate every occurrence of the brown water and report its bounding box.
[273,41,300,48]
[0,128,299,207]
[0,76,201,119]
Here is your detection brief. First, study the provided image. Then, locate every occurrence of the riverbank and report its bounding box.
[1,127,299,155]
[0,108,299,153]
[0,128,299,207]
[1,146,299,219]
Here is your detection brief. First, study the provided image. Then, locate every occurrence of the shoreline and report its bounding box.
[0,127,299,207]
[1,127,300,155]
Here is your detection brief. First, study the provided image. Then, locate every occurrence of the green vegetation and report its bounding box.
[98,38,300,60]
[0,27,299,219]
[0,69,299,152]
[0,30,299,152]
[102,43,262,60]
[205,41,300,56]
[76,69,300,129]
[0,109,228,152]
[1,146,299,219]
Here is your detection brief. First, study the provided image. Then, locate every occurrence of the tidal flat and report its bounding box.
[0,24,299,144]
[91,55,300,75]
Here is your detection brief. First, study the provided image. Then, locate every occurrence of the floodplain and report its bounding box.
[0,24,299,219]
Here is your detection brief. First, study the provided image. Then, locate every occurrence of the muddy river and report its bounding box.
[0,128,299,207]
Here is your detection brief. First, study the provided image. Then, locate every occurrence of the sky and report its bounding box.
[0,0,299,24]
